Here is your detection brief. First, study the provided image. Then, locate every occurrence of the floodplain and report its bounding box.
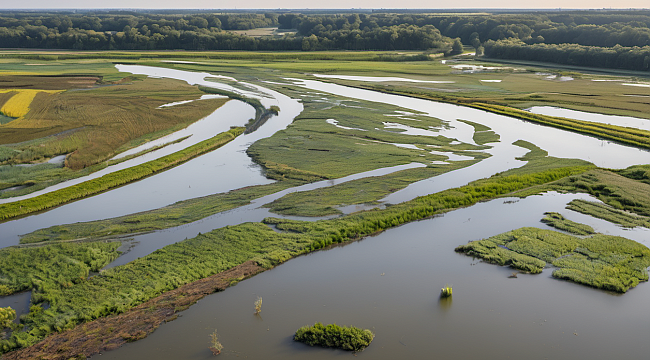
[0,50,649,360]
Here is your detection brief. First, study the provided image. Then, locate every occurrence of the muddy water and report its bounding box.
[97,192,650,360]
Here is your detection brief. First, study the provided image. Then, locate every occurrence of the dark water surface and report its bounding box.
[97,192,650,360]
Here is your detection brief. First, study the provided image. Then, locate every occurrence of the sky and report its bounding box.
[1,1,648,10]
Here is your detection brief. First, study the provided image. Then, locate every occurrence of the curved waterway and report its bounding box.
[0,65,303,247]
[292,78,650,169]
[0,99,254,205]
[96,192,650,360]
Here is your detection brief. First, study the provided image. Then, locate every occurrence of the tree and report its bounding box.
[451,38,464,55]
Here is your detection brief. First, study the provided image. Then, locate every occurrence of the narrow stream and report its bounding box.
[528,106,650,131]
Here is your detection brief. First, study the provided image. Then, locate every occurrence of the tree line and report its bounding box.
[0,12,455,52]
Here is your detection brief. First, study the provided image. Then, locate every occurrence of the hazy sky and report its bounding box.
[2,1,648,10]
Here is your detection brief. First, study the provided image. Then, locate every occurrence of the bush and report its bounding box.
[294,322,374,352]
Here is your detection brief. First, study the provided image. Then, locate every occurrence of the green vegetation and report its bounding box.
[440,285,453,298]
[265,163,474,217]
[459,120,500,145]
[467,103,650,150]
[294,322,374,352]
[247,95,486,181]
[254,297,262,315]
[541,212,596,235]
[0,127,243,222]
[456,227,650,293]
[566,200,650,228]
[0,222,311,353]
[0,152,593,354]
[616,164,650,185]
[20,181,299,244]
[0,307,16,329]
[0,242,121,296]
[0,77,228,169]
[265,155,593,252]
[541,169,650,217]
[209,330,223,356]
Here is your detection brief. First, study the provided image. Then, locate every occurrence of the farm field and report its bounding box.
[0,49,649,360]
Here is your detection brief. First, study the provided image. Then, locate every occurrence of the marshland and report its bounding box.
[0,9,649,360]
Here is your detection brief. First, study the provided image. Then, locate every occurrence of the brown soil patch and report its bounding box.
[3,261,264,360]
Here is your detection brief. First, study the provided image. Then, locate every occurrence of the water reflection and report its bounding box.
[97,192,650,360]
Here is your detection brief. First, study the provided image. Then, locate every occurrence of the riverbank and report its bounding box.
[0,128,244,222]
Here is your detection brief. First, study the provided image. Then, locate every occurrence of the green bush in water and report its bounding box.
[294,322,374,352]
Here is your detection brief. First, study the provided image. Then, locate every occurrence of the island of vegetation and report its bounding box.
[294,322,375,352]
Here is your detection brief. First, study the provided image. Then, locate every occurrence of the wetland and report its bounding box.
[0,51,649,360]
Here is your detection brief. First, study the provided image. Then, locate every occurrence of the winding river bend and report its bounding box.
[1,65,649,359]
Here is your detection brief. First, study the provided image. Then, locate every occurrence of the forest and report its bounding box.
[0,10,649,69]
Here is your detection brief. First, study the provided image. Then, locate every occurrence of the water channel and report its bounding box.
[2,65,650,359]
[97,192,650,360]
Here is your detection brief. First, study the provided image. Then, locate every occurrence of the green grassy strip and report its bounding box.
[0,242,121,296]
[455,227,650,293]
[264,159,594,252]
[264,163,475,217]
[0,128,244,222]
[566,199,650,228]
[0,223,312,353]
[20,181,302,244]
[467,103,650,150]
[541,212,596,235]
[294,322,374,352]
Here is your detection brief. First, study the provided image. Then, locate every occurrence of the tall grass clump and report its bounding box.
[440,285,452,298]
[254,297,262,315]
[209,329,223,356]
[294,322,374,352]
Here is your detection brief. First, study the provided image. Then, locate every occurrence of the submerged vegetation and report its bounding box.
[0,127,243,222]
[209,329,223,356]
[456,227,650,293]
[294,322,374,352]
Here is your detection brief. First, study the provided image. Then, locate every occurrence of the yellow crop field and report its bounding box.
[0,89,63,118]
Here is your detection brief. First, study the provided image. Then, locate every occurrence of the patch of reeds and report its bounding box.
[541,212,596,235]
[456,227,650,293]
[440,285,452,298]
[294,322,374,352]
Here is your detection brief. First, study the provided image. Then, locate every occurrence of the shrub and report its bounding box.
[294,322,374,352]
